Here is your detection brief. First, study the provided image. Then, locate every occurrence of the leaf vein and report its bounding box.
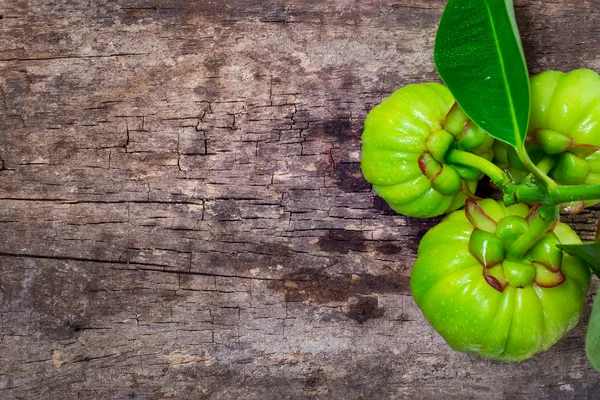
[484,0,522,147]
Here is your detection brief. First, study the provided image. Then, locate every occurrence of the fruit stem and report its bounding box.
[548,185,600,204]
[506,205,559,261]
[517,145,557,189]
[536,155,556,174]
[506,182,600,205]
[446,149,510,187]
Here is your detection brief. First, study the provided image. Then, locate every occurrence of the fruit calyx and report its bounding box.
[419,152,462,196]
[529,129,600,189]
[466,200,567,292]
[418,103,495,197]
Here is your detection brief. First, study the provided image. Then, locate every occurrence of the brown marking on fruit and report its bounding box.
[561,201,585,215]
[418,153,428,176]
[483,274,507,292]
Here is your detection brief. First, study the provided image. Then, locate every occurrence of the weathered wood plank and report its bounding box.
[1,0,600,398]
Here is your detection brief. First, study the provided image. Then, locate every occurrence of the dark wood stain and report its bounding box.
[275,267,410,306]
[346,296,385,324]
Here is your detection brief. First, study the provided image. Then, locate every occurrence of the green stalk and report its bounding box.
[507,182,600,205]
[536,155,555,174]
[517,145,557,189]
[548,185,600,204]
[446,149,510,187]
[506,205,559,261]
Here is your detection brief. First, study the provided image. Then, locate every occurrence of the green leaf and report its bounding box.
[434,0,530,149]
[557,242,600,279]
[586,286,600,372]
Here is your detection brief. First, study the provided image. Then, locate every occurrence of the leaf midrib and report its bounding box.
[484,0,522,147]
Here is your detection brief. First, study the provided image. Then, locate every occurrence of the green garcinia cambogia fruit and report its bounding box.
[361,83,494,218]
[494,69,600,210]
[410,199,591,361]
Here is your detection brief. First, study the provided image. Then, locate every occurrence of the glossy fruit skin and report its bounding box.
[494,69,600,200]
[361,83,494,218]
[410,199,591,361]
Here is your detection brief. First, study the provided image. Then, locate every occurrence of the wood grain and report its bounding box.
[1,0,599,398]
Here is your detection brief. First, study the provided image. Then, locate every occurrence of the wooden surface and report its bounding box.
[1,0,600,398]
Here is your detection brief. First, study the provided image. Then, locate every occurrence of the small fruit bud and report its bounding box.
[532,128,573,155]
[503,259,536,288]
[458,121,488,151]
[465,199,497,233]
[469,229,505,268]
[551,152,590,185]
[443,103,468,138]
[431,165,462,196]
[495,215,529,249]
[525,233,562,272]
[418,152,442,179]
[533,262,566,288]
[427,130,455,163]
